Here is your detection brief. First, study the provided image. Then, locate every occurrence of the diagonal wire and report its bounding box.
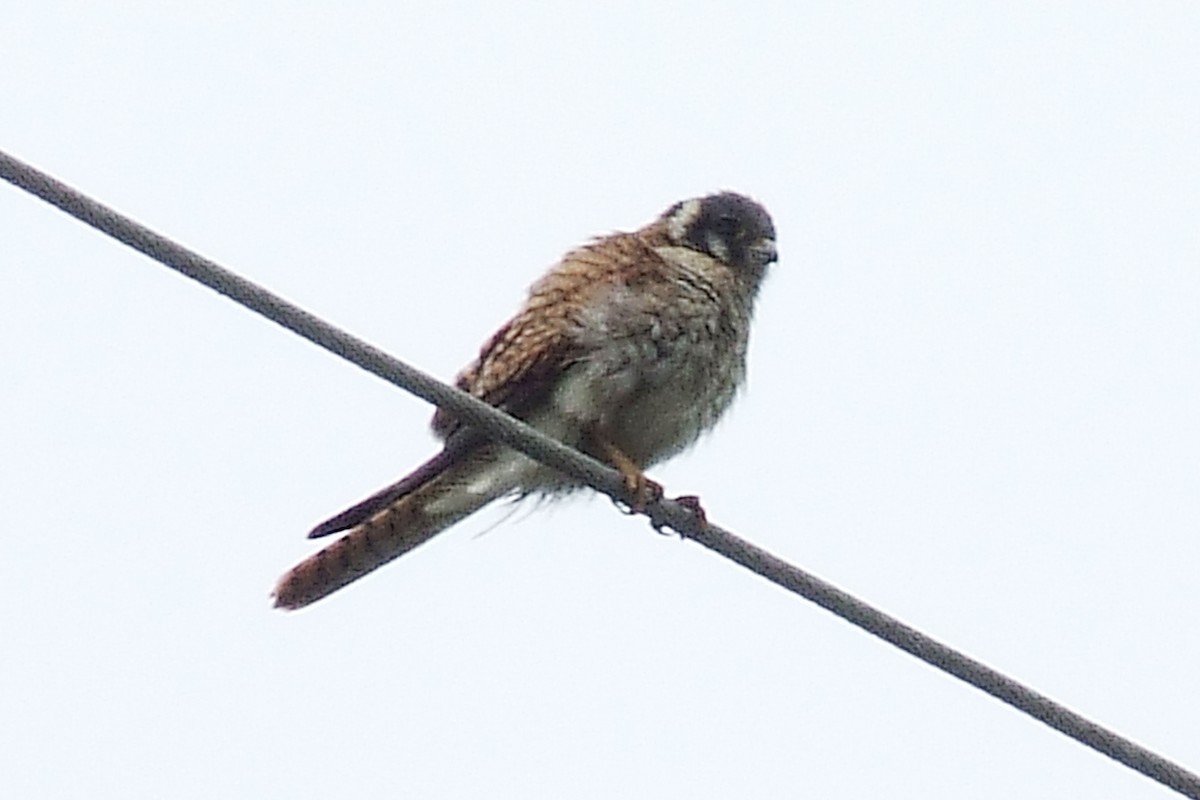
[2,148,1197,799]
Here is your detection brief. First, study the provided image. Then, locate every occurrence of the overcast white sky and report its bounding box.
[3,3,1199,798]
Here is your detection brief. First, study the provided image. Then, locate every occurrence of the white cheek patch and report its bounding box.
[667,198,702,243]
[705,231,729,263]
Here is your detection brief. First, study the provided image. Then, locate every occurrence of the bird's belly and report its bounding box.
[621,368,739,462]
[595,334,744,466]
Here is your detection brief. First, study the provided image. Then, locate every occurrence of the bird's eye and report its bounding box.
[712,215,739,236]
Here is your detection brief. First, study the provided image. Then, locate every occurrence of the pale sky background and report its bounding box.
[2,3,1199,798]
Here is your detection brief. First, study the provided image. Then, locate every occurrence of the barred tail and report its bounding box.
[272,450,512,610]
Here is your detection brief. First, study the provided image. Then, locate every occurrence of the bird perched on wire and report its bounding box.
[273,191,778,609]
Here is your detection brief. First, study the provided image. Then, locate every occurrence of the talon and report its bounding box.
[609,495,637,516]
[649,512,677,536]
[594,435,662,514]
[673,494,709,529]
[626,474,663,513]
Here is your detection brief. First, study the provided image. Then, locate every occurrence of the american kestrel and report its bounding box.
[273,192,778,609]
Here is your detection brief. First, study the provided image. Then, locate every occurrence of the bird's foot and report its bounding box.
[673,494,708,528]
[625,472,663,514]
[611,471,663,515]
[594,436,662,513]
[647,494,709,536]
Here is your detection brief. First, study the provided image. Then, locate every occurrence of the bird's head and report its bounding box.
[665,192,778,276]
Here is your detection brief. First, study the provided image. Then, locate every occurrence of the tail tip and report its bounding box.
[271,578,306,611]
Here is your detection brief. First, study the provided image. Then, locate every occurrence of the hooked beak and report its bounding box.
[749,238,778,267]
